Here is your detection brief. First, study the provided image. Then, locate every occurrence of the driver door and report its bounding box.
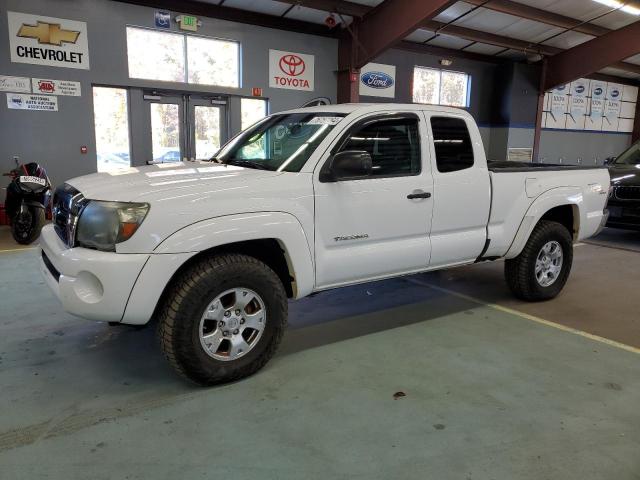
[313,112,434,288]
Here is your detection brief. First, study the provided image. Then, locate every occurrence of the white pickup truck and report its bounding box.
[40,104,609,385]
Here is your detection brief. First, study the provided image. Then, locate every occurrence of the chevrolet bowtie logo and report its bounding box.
[17,21,80,46]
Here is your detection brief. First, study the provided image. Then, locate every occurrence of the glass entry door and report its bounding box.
[144,92,227,163]
[149,95,185,163]
[189,98,225,161]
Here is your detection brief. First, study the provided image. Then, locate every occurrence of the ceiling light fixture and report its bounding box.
[592,0,640,15]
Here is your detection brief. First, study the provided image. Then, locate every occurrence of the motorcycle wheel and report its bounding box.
[11,207,45,245]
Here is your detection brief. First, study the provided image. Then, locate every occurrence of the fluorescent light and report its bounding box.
[592,0,640,15]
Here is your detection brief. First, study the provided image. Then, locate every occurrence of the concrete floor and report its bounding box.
[0,226,639,479]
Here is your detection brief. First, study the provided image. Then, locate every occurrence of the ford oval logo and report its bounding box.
[361,71,394,89]
[611,89,620,98]
[594,87,603,96]
[575,85,585,94]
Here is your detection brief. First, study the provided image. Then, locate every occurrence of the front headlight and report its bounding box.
[76,201,149,251]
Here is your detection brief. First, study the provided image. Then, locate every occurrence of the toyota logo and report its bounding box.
[279,54,305,77]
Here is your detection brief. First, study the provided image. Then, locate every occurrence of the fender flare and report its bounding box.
[505,186,582,259]
[121,212,315,325]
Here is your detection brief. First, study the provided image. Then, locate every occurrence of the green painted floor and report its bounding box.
[0,249,639,479]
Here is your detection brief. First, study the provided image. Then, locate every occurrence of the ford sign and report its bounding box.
[361,71,394,89]
[594,87,604,96]
[611,89,620,98]
[575,85,585,94]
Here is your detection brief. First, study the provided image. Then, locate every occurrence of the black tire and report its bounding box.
[505,220,573,301]
[11,207,45,245]
[157,253,288,386]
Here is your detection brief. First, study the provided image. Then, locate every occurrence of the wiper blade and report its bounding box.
[225,159,272,171]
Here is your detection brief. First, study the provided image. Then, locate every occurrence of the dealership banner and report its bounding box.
[7,11,90,70]
[6,93,58,111]
[0,75,31,93]
[550,85,568,116]
[269,49,314,91]
[569,80,588,117]
[359,63,396,98]
[590,80,606,119]
[605,99,621,119]
[32,78,81,96]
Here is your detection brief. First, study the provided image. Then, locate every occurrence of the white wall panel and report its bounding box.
[623,85,639,102]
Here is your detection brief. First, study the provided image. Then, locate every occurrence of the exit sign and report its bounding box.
[178,15,198,31]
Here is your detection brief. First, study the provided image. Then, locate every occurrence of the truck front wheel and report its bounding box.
[505,220,573,301]
[158,253,288,386]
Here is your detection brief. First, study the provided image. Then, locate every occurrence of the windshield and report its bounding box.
[213,112,346,172]
[614,141,640,166]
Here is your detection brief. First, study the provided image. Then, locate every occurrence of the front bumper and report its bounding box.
[606,202,640,230]
[39,225,149,322]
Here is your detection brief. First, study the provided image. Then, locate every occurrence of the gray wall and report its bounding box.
[0,0,338,186]
[538,130,631,165]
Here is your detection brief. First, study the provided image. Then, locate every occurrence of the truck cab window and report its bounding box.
[430,117,474,173]
[340,118,420,177]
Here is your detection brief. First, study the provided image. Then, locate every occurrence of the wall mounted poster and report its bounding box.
[570,79,587,117]
[550,84,568,117]
[590,80,606,119]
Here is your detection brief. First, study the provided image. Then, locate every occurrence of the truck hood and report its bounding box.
[608,165,640,186]
[66,162,282,202]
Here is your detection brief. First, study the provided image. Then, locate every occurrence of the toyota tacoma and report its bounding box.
[41,104,610,385]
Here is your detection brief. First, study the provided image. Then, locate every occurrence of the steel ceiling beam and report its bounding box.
[337,0,456,102]
[420,20,640,76]
[422,19,561,56]
[272,0,370,18]
[463,0,610,37]
[543,20,640,90]
[353,0,457,68]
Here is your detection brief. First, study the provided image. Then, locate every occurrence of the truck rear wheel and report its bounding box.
[505,220,573,301]
[158,253,288,386]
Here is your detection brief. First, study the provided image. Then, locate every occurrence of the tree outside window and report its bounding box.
[413,66,470,107]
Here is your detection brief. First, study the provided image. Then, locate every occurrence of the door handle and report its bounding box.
[407,190,432,200]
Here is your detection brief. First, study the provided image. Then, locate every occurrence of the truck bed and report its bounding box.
[488,160,608,172]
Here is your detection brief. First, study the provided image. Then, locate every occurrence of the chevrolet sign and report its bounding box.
[8,11,90,70]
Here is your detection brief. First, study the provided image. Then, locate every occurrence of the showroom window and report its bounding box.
[339,117,421,177]
[413,66,471,107]
[187,36,239,87]
[241,98,268,130]
[126,26,240,87]
[127,27,185,82]
[93,87,131,173]
[430,116,474,173]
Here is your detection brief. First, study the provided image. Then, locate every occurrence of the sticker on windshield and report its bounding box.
[307,116,342,125]
[275,125,287,139]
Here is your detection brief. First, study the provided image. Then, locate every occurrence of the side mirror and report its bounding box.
[320,150,372,182]
[604,156,616,165]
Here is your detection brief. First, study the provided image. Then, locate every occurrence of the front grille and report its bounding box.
[52,184,86,248]
[614,185,640,201]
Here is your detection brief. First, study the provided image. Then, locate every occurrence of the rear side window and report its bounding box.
[339,117,420,177]
[430,117,474,173]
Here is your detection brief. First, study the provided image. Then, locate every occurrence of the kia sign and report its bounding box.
[359,62,396,98]
[269,49,314,91]
[8,11,90,69]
